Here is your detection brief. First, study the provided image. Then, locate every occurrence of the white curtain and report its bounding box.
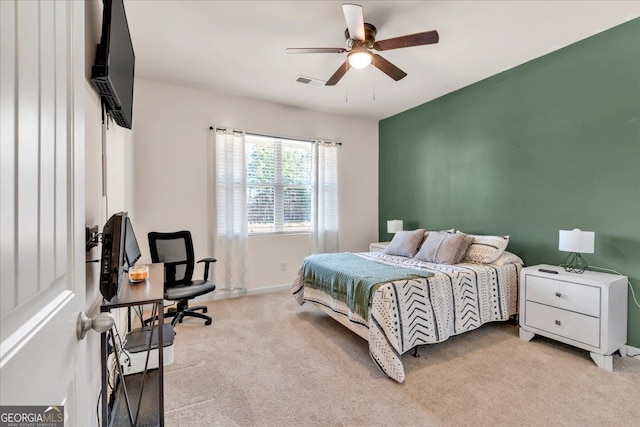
[311,141,339,253]
[213,128,249,290]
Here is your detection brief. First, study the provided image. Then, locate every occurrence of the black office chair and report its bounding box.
[147,231,217,326]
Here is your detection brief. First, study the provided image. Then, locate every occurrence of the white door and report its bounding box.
[1,1,89,426]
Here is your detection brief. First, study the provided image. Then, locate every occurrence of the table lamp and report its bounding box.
[559,228,595,273]
[387,220,403,234]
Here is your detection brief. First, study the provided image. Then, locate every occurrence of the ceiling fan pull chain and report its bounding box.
[344,58,349,102]
[372,64,376,101]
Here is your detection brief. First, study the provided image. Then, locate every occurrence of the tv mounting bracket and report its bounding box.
[86,225,101,252]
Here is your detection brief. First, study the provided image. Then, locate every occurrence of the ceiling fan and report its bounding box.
[286,3,439,86]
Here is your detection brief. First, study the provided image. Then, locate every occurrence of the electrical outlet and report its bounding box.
[280,262,287,271]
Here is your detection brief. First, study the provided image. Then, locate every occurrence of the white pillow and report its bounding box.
[458,232,510,264]
[423,228,455,238]
[491,251,523,266]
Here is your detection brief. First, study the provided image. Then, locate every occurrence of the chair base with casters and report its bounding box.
[168,300,211,326]
[147,230,218,327]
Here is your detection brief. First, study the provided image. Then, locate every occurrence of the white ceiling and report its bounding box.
[124,1,639,120]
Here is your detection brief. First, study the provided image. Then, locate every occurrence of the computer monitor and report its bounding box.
[124,217,141,268]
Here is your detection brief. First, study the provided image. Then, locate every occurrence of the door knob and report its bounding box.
[77,311,115,339]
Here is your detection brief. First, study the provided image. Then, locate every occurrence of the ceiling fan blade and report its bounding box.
[325,60,351,86]
[286,47,347,54]
[372,54,407,81]
[373,30,439,51]
[342,3,365,41]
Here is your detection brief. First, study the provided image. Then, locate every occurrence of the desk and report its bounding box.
[100,263,165,426]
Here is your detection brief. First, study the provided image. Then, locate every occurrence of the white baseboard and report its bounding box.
[625,344,640,358]
[195,283,291,302]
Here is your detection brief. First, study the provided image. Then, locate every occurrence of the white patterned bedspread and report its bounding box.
[291,252,521,383]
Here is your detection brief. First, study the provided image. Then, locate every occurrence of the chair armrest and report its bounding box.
[197,258,217,281]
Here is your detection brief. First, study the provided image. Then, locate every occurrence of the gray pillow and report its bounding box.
[414,231,469,264]
[383,229,426,258]
[453,233,474,264]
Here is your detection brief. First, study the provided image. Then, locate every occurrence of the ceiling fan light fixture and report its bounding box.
[348,49,372,69]
[287,4,439,86]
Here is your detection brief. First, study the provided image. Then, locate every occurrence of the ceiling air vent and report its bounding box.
[296,75,326,87]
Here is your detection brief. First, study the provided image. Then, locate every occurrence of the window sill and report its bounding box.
[248,231,310,237]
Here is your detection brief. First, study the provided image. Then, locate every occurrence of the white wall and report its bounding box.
[84,1,134,424]
[133,78,379,290]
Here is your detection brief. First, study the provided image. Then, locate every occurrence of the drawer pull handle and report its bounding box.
[555,292,562,298]
[555,320,561,326]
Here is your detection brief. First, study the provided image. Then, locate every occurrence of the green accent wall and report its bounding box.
[379,19,640,346]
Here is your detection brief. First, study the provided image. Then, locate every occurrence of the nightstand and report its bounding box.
[369,242,390,252]
[519,264,628,371]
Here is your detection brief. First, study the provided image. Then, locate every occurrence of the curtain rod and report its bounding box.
[209,126,342,146]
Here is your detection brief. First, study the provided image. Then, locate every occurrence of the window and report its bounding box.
[245,134,313,234]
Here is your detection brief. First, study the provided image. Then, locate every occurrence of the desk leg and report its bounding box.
[101,330,108,426]
[158,303,164,426]
[134,303,157,424]
[110,332,135,425]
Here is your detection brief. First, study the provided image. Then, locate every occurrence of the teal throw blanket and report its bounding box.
[302,253,433,319]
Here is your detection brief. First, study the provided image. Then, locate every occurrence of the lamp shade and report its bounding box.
[387,220,403,234]
[559,229,595,254]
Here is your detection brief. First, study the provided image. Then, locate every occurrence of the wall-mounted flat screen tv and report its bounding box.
[91,0,135,129]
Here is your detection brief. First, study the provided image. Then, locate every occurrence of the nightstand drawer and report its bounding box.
[525,275,600,317]
[525,301,600,348]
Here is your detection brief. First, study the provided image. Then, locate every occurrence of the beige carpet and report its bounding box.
[163,291,640,427]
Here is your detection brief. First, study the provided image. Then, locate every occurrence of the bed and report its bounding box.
[291,237,522,383]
